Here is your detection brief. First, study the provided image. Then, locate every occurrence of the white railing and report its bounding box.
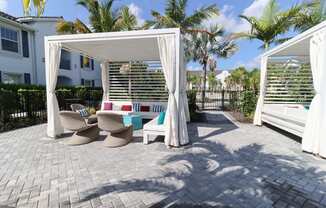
[108,61,168,101]
[264,63,314,104]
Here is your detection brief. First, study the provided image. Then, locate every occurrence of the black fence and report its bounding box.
[195,89,243,111]
[0,88,103,133]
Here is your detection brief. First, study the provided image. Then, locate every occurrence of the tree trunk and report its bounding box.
[202,62,207,110]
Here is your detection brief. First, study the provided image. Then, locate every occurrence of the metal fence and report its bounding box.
[0,88,103,133]
[195,89,243,111]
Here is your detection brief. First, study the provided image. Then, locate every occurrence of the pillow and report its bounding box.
[121,105,132,111]
[153,105,164,112]
[157,112,166,125]
[103,102,112,110]
[77,108,89,117]
[133,103,141,112]
[141,106,150,112]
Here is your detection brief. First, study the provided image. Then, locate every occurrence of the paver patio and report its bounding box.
[0,112,326,208]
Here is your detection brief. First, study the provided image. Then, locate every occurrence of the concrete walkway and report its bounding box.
[0,112,326,208]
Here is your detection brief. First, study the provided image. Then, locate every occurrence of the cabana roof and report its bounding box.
[262,21,326,57]
[45,28,180,62]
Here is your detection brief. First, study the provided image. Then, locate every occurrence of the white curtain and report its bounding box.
[302,30,326,157]
[180,40,190,122]
[101,61,109,101]
[253,56,268,125]
[179,40,190,145]
[158,35,179,147]
[46,42,64,138]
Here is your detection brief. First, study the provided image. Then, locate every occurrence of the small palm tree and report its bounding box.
[144,0,219,35]
[56,0,137,34]
[238,0,300,50]
[293,0,326,32]
[22,0,46,16]
[226,67,249,90]
[186,25,237,109]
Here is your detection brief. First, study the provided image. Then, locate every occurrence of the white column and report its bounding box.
[253,56,268,126]
[302,30,326,157]
[45,41,64,138]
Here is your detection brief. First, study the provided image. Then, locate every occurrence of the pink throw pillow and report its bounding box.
[103,102,113,110]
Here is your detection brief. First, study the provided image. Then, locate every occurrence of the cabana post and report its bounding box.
[44,28,189,147]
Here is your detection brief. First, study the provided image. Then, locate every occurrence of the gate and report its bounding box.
[195,89,242,111]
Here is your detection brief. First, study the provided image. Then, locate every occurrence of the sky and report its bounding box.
[0,0,307,71]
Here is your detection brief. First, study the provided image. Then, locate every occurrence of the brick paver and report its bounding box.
[0,112,326,208]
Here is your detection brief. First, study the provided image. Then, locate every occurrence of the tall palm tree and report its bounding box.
[186,25,238,109]
[144,0,219,35]
[238,0,301,50]
[293,0,326,32]
[22,0,46,16]
[56,0,137,34]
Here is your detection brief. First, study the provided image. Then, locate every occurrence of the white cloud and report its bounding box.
[128,3,145,26]
[233,56,261,69]
[0,0,8,12]
[204,0,270,33]
[187,64,202,71]
[243,0,270,17]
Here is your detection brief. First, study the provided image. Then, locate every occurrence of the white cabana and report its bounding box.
[44,28,189,147]
[254,21,326,157]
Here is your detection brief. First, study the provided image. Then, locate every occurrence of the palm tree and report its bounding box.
[226,67,249,90]
[238,0,301,50]
[144,0,219,35]
[56,0,137,34]
[56,19,92,34]
[186,25,238,109]
[293,0,326,32]
[22,0,46,16]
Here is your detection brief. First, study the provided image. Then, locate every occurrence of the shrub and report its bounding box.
[187,90,199,121]
[240,91,257,118]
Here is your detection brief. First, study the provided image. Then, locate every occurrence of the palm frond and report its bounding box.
[184,4,218,28]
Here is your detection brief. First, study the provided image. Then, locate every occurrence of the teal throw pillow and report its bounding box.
[157,112,166,125]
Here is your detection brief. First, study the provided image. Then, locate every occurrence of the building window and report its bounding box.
[2,73,23,84]
[60,49,71,70]
[24,73,31,84]
[21,30,29,58]
[80,56,94,70]
[83,79,93,87]
[1,27,19,53]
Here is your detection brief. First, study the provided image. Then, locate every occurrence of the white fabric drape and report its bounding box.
[302,30,326,157]
[253,56,268,125]
[158,35,179,147]
[101,61,109,101]
[46,42,64,138]
[180,41,190,122]
[179,40,190,145]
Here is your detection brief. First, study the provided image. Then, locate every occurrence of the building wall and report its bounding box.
[0,19,35,84]
[0,15,101,87]
[24,18,101,87]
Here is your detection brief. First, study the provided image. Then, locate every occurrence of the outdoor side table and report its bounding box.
[123,115,143,130]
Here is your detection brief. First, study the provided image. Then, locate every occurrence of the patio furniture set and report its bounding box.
[59,102,167,147]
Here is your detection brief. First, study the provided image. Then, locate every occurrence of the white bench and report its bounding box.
[143,116,166,144]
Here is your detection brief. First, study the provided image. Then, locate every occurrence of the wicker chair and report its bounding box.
[96,112,133,148]
[59,111,99,145]
[70,104,97,124]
